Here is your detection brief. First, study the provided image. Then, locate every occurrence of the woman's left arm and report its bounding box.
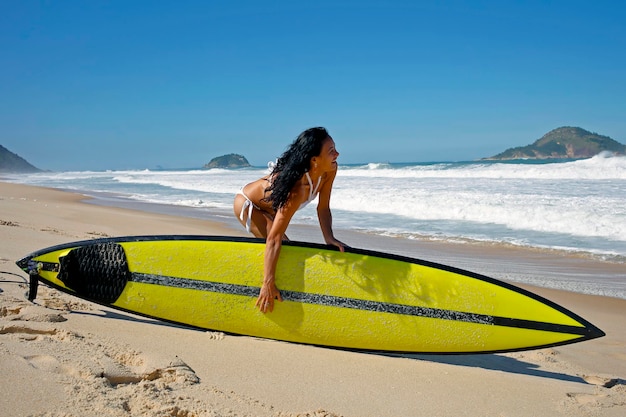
[317,169,346,252]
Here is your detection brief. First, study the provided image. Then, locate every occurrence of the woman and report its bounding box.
[233,127,347,313]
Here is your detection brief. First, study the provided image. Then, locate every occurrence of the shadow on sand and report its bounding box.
[46,300,619,387]
[379,351,590,384]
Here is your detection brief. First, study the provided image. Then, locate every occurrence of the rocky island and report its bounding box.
[204,153,251,169]
[485,127,626,160]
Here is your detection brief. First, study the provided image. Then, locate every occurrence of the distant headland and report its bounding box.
[0,144,42,173]
[484,126,625,160]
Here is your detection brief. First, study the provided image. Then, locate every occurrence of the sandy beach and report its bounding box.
[1,180,625,417]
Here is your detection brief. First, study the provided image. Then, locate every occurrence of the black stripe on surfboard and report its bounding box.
[131,272,590,336]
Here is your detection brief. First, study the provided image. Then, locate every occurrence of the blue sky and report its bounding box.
[1,1,625,171]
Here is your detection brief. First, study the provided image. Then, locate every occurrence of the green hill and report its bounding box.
[204,153,251,169]
[0,145,42,173]
[486,127,626,160]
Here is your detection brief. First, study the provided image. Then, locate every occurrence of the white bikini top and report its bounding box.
[299,171,322,210]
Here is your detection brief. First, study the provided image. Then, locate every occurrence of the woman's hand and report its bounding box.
[327,238,347,252]
[256,281,283,313]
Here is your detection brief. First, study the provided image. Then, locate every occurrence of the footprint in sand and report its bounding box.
[0,324,59,340]
[566,391,608,405]
[23,354,83,378]
[582,374,621,388]
[24,354,63,372]
[1,300,67,323]
[3,321,199,387]
[142,357,200,386]
[102,357,200,386]
[37,287,94,312]
[0,219,19,226]
[0,305,24,317]
[206,331,225,340]
[564,377,626,416]
[86,231,110,238]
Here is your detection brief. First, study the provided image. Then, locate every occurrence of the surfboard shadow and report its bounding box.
[44,298,601,386]
[382,352,589,384]
[66,308,200,331]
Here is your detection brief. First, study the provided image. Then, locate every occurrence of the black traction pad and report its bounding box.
[58,242,130,303]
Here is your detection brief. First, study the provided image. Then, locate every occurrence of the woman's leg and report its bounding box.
[233,194,273,238]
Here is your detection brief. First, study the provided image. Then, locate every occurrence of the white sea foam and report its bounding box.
[343,153,626,180]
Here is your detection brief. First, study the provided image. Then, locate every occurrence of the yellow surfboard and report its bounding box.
[17,235,604,354]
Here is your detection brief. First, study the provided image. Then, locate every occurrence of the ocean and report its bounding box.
[4,153,626,298]
[6,153,626,258]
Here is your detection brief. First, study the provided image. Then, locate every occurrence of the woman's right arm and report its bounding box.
[256,200,298,313]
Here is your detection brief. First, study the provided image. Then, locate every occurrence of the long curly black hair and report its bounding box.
[264,127,330,211]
